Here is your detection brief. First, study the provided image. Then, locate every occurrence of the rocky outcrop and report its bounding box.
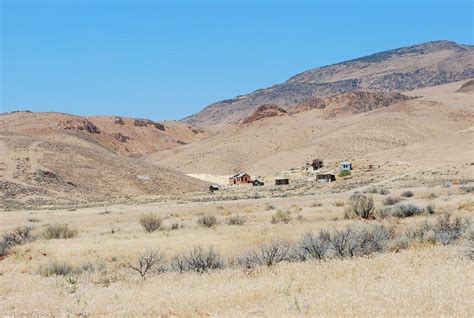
[240,104,289,125]
[112,132,130,143]
[59,118,101,134]
[133,119,165,131]
[290,91,412,117]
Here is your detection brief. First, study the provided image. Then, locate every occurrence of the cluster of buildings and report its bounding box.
[218,161,353,190]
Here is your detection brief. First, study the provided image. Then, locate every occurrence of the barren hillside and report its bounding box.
[184,40,474,125]
[154,80,474,175]
[0,112,209,209]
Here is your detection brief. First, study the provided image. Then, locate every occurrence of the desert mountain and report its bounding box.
[183,40,474,125]
[289,91,412,118]
[154,80,474,175]
[0,112,209,209]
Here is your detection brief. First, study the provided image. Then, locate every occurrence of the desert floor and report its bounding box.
[1,161,473,316]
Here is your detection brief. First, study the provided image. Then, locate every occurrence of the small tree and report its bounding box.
[128,249,166,279]
[345,194,375,219]
[311,159,324,170]
[338,170,351,177]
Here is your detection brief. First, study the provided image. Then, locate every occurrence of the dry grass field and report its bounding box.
[1,163,473,316]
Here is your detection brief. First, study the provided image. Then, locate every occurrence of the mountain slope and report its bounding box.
[156,80,474,175]
[0,112,209,209]
[183,40,474,125]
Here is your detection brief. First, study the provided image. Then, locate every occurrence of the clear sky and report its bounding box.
[1,0,473,121]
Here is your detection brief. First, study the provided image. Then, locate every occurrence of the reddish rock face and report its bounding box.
[112,132,130,143]
[58,118,101,134]
[240,104,289,125]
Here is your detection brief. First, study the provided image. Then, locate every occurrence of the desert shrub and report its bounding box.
[78,260,104,274]
[227,215,246,226]
[271,210,291,224]
[426,203,436,215]
[461,185,474,193]
[197,215,217,228]
[128,249,166,279]
[319,224,393,258]
[378,188,390,195]
[139,213,162,233]
[293,233,328,261]
[427,193,437,200]
[319,228,359,258]
[344,194,374,219]
[458,201,474,211]
[367,187,379,194]
[387,236,411,252]
[355,224,394,255]
[407,214,471,245]
[1,226,36,257]
[380,204,424,218]
[39,261,74,277]
[237,239,291,269]
[401,190,414,197]
[462,229,474,260]
[0,241,9,257]
[338,170,351,177]
[265,203,276,210]
[170,223,179,230]
[43,224,78,240]
[383,196,400,206]
[173,246,224,273]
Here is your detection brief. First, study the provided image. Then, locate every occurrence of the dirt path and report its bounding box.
[0,139,15,181]
[28,141,43,173]
[355,171,421,193]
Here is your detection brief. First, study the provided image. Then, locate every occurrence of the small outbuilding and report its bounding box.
[317,173,336,183]
[340,162,353,171]
[252,179,264,186]
[229,173,252,185]
[275,178,289,185]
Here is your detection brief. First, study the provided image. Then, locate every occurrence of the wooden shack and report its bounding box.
[275,178,289,185]
[317,173,336,183]
[229,173,252,185]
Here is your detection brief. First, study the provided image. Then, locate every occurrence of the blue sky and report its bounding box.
[1,0,473,120]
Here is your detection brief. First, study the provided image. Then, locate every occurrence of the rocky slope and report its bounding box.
[240,104,289,125]
[183,40,474,125]
[290,91,412,118]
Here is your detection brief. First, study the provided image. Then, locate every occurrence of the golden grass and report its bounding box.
[1,247,472,316]
[1,179,473,316]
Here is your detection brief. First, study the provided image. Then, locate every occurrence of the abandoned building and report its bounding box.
[317,173,336,183]
[340,162,353,171]
[229,173,252,185]
[275,178,289,185]
[252,179,264,186]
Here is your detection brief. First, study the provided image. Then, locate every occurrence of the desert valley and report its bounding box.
[1,40,473,316]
